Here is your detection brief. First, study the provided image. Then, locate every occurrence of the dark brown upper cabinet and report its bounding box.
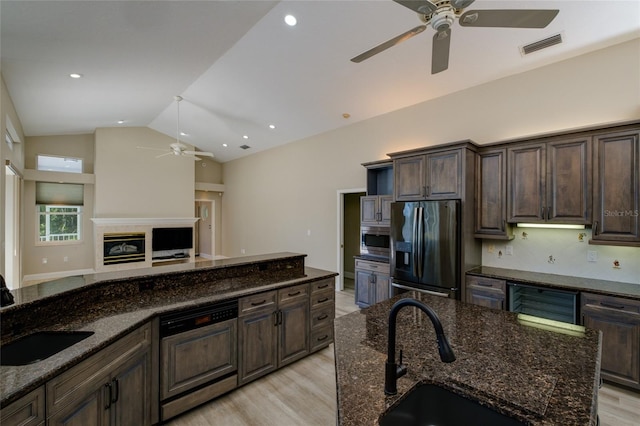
[591,127,640,246]
[360,195,392,226]
[507,137,592,225]
[474,148,513,239]
[393,148,463,201]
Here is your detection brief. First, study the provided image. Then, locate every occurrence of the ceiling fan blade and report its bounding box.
[184,150,214,158]
[431,28,451,74]
[351,25,426,63]
[155,152,173,159]
[450,0,475,8]
[393,0,437,15]
[459,9,559,28]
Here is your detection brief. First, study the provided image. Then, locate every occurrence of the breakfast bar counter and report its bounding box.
[334,291,601,426]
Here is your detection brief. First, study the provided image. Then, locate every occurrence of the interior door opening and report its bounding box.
[195,200,215,259]
[337,189,366,292]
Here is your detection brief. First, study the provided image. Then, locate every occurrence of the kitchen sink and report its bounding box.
[1,331,94,366]
[379,383,526,426]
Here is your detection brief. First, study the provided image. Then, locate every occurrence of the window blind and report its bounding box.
[36,182,84,206]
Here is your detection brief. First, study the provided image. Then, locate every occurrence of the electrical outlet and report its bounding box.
[241,248,246,254]
[487,244,495,254]
[587,251,598,262]
[505,245,513,255]
[63,256,69,262]
[307,229,312,236]
[42,258,47,264]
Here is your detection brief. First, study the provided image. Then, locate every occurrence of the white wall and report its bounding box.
[222,39,640,284]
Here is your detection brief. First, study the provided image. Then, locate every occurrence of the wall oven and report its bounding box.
[360,226,390,258]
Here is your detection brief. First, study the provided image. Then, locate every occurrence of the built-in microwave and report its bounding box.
[360,226,390,258]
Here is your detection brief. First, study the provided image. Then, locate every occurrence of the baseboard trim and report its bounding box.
[22,268,95,286]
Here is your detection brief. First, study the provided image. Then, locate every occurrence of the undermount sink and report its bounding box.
[1,331,94,366]
[379,383,526,426]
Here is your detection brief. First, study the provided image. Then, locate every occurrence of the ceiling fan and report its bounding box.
[137,96,214,161]
[351,0,559,74]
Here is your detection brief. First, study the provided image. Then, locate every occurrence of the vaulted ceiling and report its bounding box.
[2,1,639,162]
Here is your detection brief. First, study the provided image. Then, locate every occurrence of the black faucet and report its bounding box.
[1,274,15,307]
[385,298,456,395]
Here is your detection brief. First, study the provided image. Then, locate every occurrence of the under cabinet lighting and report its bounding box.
[284,15,297,26]
[517,223,586,230]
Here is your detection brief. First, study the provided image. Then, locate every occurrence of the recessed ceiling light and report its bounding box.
[222,143,228,147]
[243,135,249,139]
[180,132,188,136]
[269,124,276,129]
[284,15,297,26]
[69,73,83,79]
[117,120,125,124]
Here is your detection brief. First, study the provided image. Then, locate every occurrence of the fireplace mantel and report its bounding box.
[92,217,198,226]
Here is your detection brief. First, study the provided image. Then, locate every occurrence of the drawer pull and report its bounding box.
[317,283,329,289]
[317,297,329,303]
[251,299,267,306]
[600,302,625,310]
[287,291,301,297]
[317,313,329,321]
[317,334,329,342]
[476,282,494,287]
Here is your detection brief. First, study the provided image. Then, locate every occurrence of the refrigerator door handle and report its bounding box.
[412,206,419,277]
[416,206,424,279]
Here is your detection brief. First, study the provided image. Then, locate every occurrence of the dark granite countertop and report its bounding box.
[0,252,337,408]
[334,291,601,426]
[466,266,640,300]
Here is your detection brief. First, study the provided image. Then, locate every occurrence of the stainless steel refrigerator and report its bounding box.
[390,200,460,298]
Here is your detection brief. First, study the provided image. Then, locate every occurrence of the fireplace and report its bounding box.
[103,233,146,265]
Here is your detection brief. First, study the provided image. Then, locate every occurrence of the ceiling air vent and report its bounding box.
[521,33,563,56]
[239,144,251,150]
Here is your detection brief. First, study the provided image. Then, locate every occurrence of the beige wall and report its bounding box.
[222,39,640,283]
[94,127,195,218]
[21,134,96,278]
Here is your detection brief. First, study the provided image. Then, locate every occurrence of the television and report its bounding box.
[152,227,193,251]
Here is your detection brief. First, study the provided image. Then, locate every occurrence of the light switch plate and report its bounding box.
[587,251,598,262]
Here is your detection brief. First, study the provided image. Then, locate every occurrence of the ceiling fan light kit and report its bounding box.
[351,0,559,74]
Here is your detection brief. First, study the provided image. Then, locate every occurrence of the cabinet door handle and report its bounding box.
[541,207,545,220]
[547,207,551,221]
[273,311,279,326]
[287,291,301,297]
[426,185,430,197]
[251,299,267,306]
[104,383,112,410]
[111,378,119,403]
[593,221,599,236]
[600,302,625,310]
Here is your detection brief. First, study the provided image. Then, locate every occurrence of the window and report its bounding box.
[38,205,82,242]
[36,155,83,173]
[36,182,83,244]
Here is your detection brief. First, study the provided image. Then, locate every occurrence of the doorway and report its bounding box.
[4,163,22,289]
[336,189,365,292]
[195,200,214,259]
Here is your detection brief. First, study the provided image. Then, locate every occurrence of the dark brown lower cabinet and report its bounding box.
[355,259,390,308]
[465,275,506,310]
[238,283,310,386]
[581,292,640,390]
[1,386,45,426]
[46,324,152,426]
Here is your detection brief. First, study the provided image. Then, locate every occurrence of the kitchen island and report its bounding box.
[334,291,601,426]
[1,252,337,425]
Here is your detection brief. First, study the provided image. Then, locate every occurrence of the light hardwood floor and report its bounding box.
[169,287,639,426]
